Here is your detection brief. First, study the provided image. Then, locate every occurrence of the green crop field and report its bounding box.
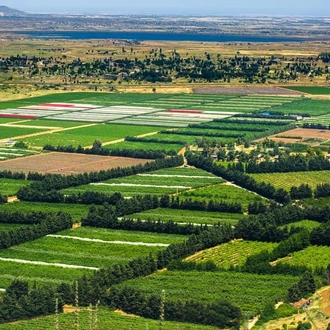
[283,86,330,95]
[0,178,31,196]
[0,308,216,330]
[271,98,330,116]
[19,123,162,148]
[250,170,330,191]
[58,226,187,245]
[276,246,330,270]
[0,118,22,124]
[0,126,48,140]
[0,202,89,222]
[279,220,321,230]
[63,167,222,197]
[0,227,182,288]
[304,113,330,126]
[127,208,244,225]
[0,147,40,161]
[179,183,265,209]
[115,270,297,314]
[186,240,277,269]
[104,140,183,153]
[299,196,330,208]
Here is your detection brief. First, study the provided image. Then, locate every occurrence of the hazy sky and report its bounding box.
[2,0,328,16]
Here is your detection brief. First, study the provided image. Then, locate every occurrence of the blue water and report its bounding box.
[12,31,305,42]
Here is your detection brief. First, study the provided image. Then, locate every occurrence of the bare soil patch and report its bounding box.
[255,128,330,145]
[193,87,301,95]
[0,152,151,175]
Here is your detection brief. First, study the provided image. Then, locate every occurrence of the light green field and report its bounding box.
[179,183,265,209]
[0,178,31,196]
[12,119,86,128]
[0,308,216,330]
[279,220,321,230]
[186,240,278,269]
[104,140,183,153]
[63,167,222,197]
[0,126,48,139]
[250,170,330,191]
[128,208,243,225]
[0,202,89,222]
[277,245,330,270]
[19,124,162,148]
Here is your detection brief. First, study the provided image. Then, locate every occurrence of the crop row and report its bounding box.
[186,240,277,269]
[250,170,330,191]
[115,270,298,314]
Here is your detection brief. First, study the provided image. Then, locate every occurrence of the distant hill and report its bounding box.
[0,6,26,17]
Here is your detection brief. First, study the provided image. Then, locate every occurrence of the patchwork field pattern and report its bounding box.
[63,167,223,197]
[0,152,151,175]
[0,227,184,288]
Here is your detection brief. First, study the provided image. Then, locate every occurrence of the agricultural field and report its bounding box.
[298,196,330,208]
[266,98,330,116]
[0,178,31,196]
[12,119,87,128]
[104,140,184,153]
[279,220,321,231]
[179,182,265,209]
[0,308,217,330]
[116,270,298,314]
[305,113,330,126]
[186,240,278,269]
[275,246,330,270]
[283,86,330,95]
[250,170,330,191]
[127,208,244,225]
[0,147,40,161]
[18,123,162,148]
[256,128,330,145]
[0,126,49,140]
[0,227,184,288]
[0,202,90,222]
[63,167,222,197]
[0,152,151,175]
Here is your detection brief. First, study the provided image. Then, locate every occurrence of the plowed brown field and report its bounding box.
[0,152,151,175]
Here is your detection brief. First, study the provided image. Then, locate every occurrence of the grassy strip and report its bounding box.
[0,179,31,196]
[127,208,243,225]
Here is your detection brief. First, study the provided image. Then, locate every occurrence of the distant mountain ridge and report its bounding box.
[0,6,26,17]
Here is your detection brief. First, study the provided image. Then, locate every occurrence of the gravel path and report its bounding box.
[0,257,99,270]
[47,234,169,247]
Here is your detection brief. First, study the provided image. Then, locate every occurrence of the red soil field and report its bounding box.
[0,114,37,119]
[0,152,152,175]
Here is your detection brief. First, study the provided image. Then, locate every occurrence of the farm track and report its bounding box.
[47,234,170,247]
[0,257,99,270]
[84,130,161,148]
[0,122,98,142]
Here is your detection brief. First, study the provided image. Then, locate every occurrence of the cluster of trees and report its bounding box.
[2,51,327,84]
[0,280,61,323]
[0,193,6,204]
[310,222,330,246]
[108,286,241,329]
[288,271,316,303]
[315,183,330,198]
[0,170,25,179]
[0,211,72,249]
[302,122,330,130]
[245,153,330,173]
[43,140,170,159]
